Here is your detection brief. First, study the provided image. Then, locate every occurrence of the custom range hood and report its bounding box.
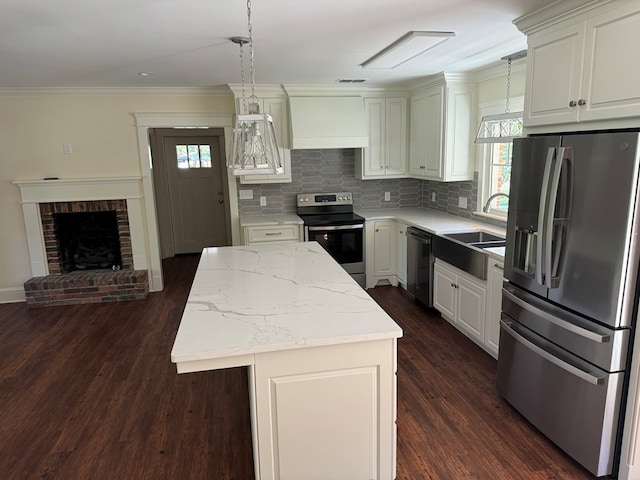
[288,96,368,149]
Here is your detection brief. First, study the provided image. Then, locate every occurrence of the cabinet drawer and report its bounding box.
[246,225,300,244]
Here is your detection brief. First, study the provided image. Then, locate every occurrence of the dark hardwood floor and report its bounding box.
[0,255,598,479]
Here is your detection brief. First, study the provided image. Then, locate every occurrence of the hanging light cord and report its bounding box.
[505,56,512,114]
[239,41,247,112]
[247,0,257,104]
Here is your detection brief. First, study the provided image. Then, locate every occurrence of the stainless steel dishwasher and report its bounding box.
[406,227,433,307]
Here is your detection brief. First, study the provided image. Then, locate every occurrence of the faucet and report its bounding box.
[483,192,510,213]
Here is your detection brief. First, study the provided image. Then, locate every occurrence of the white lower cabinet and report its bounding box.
[365,220,399,288]
[433,259,487,349]
[485,260,504,359]
[243,224,302,245]
[396,222,408,288]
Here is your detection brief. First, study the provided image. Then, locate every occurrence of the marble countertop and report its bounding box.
[171,242,403,365]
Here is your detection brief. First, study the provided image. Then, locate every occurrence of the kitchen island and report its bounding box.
[171,242,403,480]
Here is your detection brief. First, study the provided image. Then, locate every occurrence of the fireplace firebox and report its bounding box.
[53,211,122,273]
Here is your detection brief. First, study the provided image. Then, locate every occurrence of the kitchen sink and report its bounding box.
[443,231,505,244]
[433,230,506,279]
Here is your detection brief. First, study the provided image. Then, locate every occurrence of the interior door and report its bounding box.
[163,135,230,254]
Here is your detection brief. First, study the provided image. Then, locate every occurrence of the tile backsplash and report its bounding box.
[237,148,506,228]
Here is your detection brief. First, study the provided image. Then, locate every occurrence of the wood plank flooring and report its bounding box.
[0,255,599,479]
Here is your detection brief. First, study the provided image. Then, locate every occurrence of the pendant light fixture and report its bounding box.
[475,50,526,144]
[228,0,283,175]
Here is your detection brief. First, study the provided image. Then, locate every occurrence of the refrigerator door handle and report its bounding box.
[545,146,571,288]
[500,319,605,385]
[536,147,556,286]
[503,288,610,343]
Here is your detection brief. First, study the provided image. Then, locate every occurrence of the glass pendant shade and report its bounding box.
[475,111,523,143]
[229,105,283,175]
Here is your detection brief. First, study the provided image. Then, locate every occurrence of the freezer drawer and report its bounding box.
[497,318,624,477]
[502,284,630,372]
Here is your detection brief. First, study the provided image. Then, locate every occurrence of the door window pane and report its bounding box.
[176,145,188,169]
[175,144,212,169]
[199,145,211,167]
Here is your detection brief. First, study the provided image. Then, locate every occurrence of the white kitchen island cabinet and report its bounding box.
[171,242,402,480]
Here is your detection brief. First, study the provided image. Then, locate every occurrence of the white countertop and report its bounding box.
[356,207,506,237]
[240,214,303,227]
[171,242,403,365]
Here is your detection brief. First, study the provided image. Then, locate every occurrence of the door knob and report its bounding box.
[578,99,587,106]
[569,100,577,107]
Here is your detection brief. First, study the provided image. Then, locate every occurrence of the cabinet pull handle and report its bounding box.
[494,263,504,270]
[578,98,587,106]
[569,100,577,107]
[265,232,283,236]
[420,165,426,169]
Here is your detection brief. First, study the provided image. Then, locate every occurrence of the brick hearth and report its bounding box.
[24,270,149,308]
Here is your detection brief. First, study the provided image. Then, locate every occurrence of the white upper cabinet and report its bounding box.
[521,1,640,128]
[409,76,475,182]
[356,97,408,179]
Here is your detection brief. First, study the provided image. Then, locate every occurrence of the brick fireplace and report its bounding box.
[14,178,151,307]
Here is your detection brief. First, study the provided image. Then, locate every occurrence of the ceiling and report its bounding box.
[1,0,559,89]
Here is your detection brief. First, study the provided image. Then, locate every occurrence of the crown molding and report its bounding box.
[228,84,287,97]
[0,86,232,97]
[283,84,371,97]
[514,0,612,35]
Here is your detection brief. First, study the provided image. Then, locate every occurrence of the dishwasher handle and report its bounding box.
[407,227,432,242]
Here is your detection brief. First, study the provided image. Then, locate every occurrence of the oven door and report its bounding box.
[305,224,364,274]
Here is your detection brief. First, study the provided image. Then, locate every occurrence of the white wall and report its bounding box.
[0,90,234,302]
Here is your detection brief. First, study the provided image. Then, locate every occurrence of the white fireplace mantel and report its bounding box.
[13,177,156,288]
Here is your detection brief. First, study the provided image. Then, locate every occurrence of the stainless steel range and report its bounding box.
[296,192,365,287]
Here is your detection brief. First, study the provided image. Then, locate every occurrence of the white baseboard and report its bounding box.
[0,287,26,304]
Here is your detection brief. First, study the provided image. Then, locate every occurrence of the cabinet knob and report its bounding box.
[569,100,577,107]
[420,165,426,169]
[578,98,587,106]
[375,229,379,232]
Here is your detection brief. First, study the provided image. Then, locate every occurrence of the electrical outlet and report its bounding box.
[458,197,468,209]
[431,192,436,202]
[239,190,253,200]
[384,191,391,202]
[260,196,267,207]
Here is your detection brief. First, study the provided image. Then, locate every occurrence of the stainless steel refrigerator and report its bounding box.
[497,131,640,477]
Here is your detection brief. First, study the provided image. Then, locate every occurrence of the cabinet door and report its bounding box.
[524,23,585,127]
[580,3,640,122]
[385,98,407,176]
[374,221,397,277]
[363,98,386,176]
[422,87,444,179]
[409,94,427,176]
[456,275,486,344]
[396,223,407,287]
[443,86,474,181]
[433,262,456,322]
[485,261,504,358]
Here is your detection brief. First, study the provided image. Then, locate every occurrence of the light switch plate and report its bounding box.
[431,192,436,202]
[458,197,467,209]
[260,196,267,207]
[239,190,253,200]
[384,192,390,201]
